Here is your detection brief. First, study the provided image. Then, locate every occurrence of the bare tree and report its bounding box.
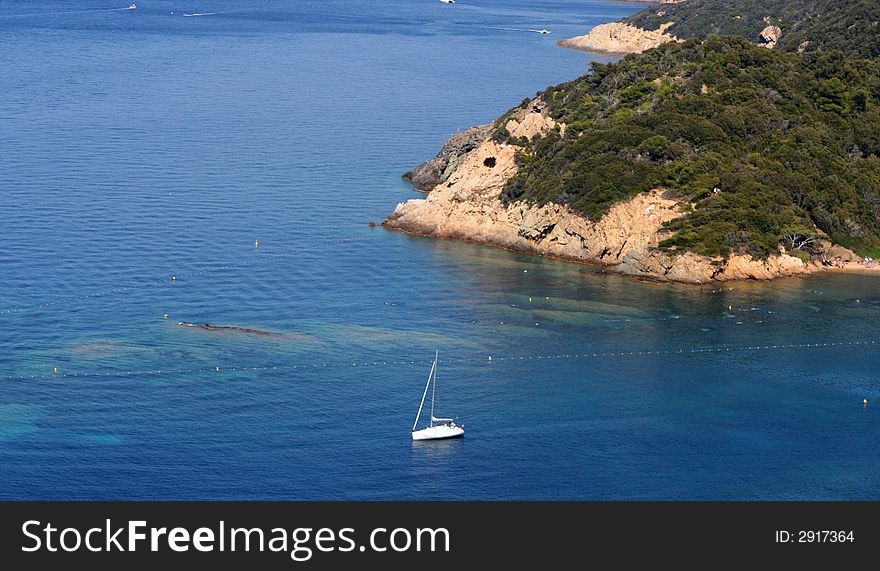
[781,232,820,255]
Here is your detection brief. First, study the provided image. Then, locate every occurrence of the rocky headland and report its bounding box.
[558,5,787,55]
[383,99,850,284]
[557,22,680,54]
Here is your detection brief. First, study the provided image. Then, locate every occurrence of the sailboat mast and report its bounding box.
[412,358,436,431]
[430,350,438,427]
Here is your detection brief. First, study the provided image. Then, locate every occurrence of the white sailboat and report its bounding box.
[412,351,464,441]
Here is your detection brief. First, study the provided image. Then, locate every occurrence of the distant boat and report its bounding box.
[537,29,551,34]
[440,0,455,4]
[412,351,464,441]
[128,3,136,9]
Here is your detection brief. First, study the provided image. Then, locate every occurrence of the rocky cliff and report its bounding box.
[557,22,679,54]
[384,99,828,284]
[402,124,492,189]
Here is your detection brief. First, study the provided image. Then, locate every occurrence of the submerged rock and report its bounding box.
[177,322,286,337]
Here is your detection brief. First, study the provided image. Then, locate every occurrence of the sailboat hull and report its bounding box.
[411,425,464,441]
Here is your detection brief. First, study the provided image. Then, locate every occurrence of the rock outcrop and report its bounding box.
[402,124,492,189]
[558,22,679,54]
[615,249,817,282]
[823,244,861,262]
[758,25,782,48]
[384,100,829,284]
[504,101,558,140]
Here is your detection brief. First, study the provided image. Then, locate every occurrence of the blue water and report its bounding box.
[1,0,878,500]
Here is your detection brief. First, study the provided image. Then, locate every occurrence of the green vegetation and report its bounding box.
[776,0,880,58]
[624,0,809,45]
[624,0,880,58]
[495,2,880,259]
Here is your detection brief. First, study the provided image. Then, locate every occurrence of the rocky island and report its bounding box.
[385,0,880,283]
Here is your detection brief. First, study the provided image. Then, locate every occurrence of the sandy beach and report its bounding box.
[837,261,880,275]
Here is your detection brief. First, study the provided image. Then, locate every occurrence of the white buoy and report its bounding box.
[255,240,260,248]
[488,356,492,361]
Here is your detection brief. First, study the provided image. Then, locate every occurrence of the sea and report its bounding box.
[1,0,878,500]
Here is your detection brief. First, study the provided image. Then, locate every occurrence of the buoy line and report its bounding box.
[0,237,362,316]
[5,339,876,383]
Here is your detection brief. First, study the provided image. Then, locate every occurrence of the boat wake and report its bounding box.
[182,11,234,17]
[462,24,551,35]
[0,5,137,18]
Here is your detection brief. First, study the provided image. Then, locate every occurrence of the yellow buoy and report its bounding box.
[529,297,532,302]
[728,305,732,311]
[53,367,59,375]
[216,366,221,373]
[864,399,869,407]
[255,240,260,248]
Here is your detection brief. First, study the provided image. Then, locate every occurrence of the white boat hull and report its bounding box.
[411,425,464,441]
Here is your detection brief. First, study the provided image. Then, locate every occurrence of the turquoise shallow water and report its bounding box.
[1,0,879,500]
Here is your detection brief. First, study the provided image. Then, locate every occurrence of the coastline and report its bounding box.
[384,10,878,285]
[386,221,842,286]
[837,262,880,275]
[383,100,839,285]
[557,22,678,55]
